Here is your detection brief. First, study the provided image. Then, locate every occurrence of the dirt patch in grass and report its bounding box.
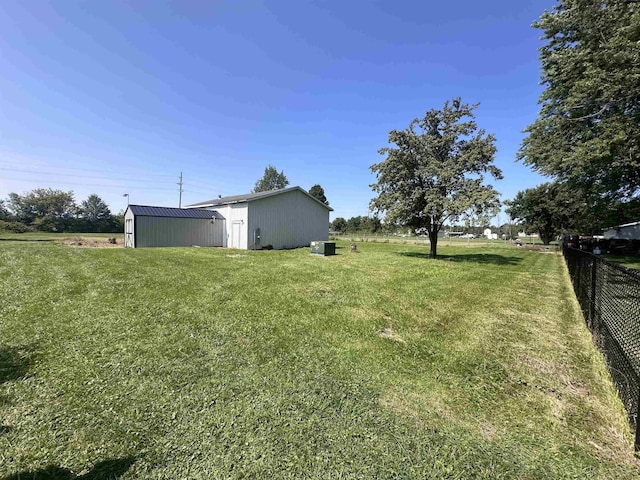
[61,236,122,248]
[380,389,451,425]
[521,245,558,253]
[376,326,405,344]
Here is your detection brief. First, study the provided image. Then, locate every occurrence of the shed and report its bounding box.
[186,186,333,249]
[603,221,640,240]
[124,205,225,248]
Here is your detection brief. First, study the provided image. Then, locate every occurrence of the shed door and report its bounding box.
[231,221,242,249]
[125,218,133,248]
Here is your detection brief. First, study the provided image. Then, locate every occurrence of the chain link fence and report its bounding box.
[563,246,640,450]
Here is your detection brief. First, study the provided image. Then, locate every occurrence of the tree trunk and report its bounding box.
[429,230,438,258]
[540,230,553,245]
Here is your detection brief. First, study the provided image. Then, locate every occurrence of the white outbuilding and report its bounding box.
[186,186,333,250]
[603,221,640,240]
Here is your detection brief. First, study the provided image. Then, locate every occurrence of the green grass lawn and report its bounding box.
[0,231,119,241]
[602,254,640,270]
[1,238,638,478]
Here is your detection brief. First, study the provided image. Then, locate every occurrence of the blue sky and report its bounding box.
[1,0,554,220]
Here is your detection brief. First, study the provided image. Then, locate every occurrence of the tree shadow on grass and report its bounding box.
[0,346,32,384]
[0,347,138,479]
[0,345,34,453]
[1,457,138,480]
[397,251,522,266]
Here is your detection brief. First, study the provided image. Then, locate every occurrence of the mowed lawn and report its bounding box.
[0,238,638,479]
[602,254,640,270]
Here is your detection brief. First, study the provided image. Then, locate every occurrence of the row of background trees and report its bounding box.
[330,214,520,238]
[331,216,382,234]
[0,189,123,233]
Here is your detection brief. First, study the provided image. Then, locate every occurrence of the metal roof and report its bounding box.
[128,205,225,219]
[185,186,333,211]
[605,220,640,230]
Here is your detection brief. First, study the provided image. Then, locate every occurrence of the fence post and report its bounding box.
[589,256,597,328]
[636,397,640,452]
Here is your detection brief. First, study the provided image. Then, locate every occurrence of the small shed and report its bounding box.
[124,205,225,248]
[604,221,640,240]
[185,186,333,250]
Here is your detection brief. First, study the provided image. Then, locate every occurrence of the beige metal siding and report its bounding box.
[247,189,329,249]
[134,216,224,248]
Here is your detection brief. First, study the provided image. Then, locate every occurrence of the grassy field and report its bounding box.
[330,233,554,249]
[0,236,638,478]
[602,254,640,270]
[0,232,118,241]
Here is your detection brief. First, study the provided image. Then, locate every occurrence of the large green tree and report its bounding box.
[253,165,289,193]
[519,0,640,203]
[0,200,10,221]
[330,217,347,233]
[346,216,363,233]
[7,188,77,231]
[506,182,585,244]
[308,184,329,206]
[504,181,629,243]
[370,98,502,258]
[79,194,117,232]
[360,216,382,233]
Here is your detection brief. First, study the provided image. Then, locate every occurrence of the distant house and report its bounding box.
[124,205,225,248]
[603,221,640,240]
[186,186,333,250]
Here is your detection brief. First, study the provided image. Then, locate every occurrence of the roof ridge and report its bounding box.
[185,186,333,210]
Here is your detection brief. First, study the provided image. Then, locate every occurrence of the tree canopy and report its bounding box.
[0,200,10,221]
[79,194,117,232]
[330,215,381,234]
[253,165,289,193]
[519,0,640,203]
[308,184,329,206]
[330,217,347,233]
[2,189,122,233]
[370,98,502,258]
[8,188,77,231]
[506,182,590,244]
[508,180,640,241]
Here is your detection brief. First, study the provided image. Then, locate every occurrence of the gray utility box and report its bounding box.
[310,241,336,256]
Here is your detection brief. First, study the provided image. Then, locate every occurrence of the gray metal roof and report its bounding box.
[606,221,640,229]
[186,186,333,211]
[128,205,225,219]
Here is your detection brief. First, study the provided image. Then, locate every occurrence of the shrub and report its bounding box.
[0,220,33,233]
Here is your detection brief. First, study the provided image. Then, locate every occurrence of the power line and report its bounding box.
[1,167,235,196]
[0,160,176,178]
[182,185,233,195]
[0,167,176,184]
[2,176,178,191]
[181,178,231,190]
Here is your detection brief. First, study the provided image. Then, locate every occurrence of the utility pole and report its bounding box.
[178,172,184,208]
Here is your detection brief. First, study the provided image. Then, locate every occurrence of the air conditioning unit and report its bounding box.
[310,241,336,256]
